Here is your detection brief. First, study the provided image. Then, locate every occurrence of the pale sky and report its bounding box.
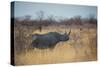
[13,1,97,19]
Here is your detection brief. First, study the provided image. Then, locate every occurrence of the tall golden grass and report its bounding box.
[14,26,97,65]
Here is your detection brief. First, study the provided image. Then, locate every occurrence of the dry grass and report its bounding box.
[14,26,97,65]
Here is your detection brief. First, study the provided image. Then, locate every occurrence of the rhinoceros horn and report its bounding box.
[66,29,71,36]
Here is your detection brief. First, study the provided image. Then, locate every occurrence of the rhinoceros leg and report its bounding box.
[31,41,37,50]
[48,44,55,50]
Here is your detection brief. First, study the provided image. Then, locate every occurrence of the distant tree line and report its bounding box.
[13,15,97,27]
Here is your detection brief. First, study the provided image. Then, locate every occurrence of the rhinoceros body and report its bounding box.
[31,31,70,49]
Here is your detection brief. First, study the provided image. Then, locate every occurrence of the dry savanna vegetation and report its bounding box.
[13,14,97,65]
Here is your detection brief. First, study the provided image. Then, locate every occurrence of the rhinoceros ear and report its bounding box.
[32,35,37,41]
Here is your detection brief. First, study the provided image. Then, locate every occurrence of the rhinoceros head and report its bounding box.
[60,29,71,41]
